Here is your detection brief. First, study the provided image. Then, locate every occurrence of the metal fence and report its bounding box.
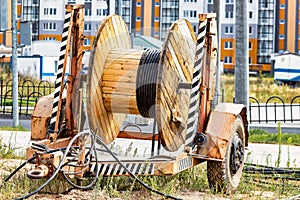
[249,96,300,124]
[0,79,54,116]
[0,79,299,124]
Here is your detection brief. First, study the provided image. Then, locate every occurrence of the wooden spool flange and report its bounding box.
[156,19,197,151]
[87,16,197,152]
[87,15,132,144]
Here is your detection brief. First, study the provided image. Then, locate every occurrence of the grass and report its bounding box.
[249,129,300,146]
[221,74,300,102]
[0,125,28,131]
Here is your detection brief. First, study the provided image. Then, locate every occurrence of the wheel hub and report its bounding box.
[230,133,244,176]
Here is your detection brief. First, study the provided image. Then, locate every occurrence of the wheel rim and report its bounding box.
[230,132,244,176]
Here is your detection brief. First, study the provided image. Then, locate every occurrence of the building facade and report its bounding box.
[4,0,300,74]
[0,0,22,46]
[274,0,300,54]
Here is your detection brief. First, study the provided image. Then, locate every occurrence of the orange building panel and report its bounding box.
[136,21,141,32]
[154,7,160,16]
[249,39,258,64]
[280,0,285,4]
[136,7,141,16]
[278,40,285,50]
[279,10,285,19]
[39,34,62,41]
[279,24,285,34]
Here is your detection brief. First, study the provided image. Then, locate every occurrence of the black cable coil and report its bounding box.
[136,49,161,118]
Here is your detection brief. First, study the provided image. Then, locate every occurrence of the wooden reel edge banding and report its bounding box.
[87,15,132,144]
[156,19,197,152]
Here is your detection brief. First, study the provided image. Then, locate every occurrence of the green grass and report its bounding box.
[249,129,300,146]
[1,99,37,107]
[0,125,28,131]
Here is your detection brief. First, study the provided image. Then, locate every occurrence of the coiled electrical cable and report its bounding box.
[12,130,95,200]
[94,131,182,200]
[136,49,161,118]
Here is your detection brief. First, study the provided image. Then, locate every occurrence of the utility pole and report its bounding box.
[235,0,249,107]
[212,0,220,107]
[12,0,19,127]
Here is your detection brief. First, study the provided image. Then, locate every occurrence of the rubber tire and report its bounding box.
[207,116,245,193]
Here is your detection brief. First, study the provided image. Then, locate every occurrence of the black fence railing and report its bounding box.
[249,96,300,124]
[0,79,54,116]
[0,79,299,124]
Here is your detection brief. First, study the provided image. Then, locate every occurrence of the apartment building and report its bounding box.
[274,0,300,54]
[0,0,22,46]
[208,0,275,72]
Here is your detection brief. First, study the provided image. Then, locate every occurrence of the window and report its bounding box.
[155,2,160,6]
[155,17,159,21]
[249,42,252,49]
[43,23,57,30]
[225,11,233,18]
[136,2,141,6]
[249,11,252,19]
[44,8,56,15]
[249,57,252,64]
[136,17,141,21]
[49,8,56,15]
[96,9,107,16]
[224,41,233,49]
[249,0,253,3]
[225,26,233,34]
[226,0,234,4]
[280,19,285,24]
[183,10,189,17]
[280,4,285,9]
[208,0,213,3]
[84,23,91,31]
[85,8,91,16]
[249,26,253,34]
[224,56,232,64]
[190,10,197,18]
[279,35,285,39]
[84,38,91,46]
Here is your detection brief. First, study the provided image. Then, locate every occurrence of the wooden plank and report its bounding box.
[117,131,159,141]
[87,15,132,144]
[156,19,196,152]
[102,74,137,83]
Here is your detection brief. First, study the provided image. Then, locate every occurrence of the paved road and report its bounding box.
[0,118,31,130]
[0,131,299,168]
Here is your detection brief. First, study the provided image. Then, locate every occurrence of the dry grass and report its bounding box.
[221,74,300,103]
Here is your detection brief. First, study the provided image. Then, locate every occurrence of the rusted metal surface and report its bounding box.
[31,95,53,140]
[198,103,248,159]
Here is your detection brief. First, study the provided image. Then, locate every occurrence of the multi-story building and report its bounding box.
[208,0,275,72]
[22,0,40,41]
[5,0,297,74]
[38,0,112,51]
[274,0,300,54]
[257,0,275,71]
[0,0,22,46]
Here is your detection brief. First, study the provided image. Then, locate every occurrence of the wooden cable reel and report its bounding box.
[87,15,196,152]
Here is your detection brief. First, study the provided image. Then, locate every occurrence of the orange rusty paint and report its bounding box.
[198,103,248,159]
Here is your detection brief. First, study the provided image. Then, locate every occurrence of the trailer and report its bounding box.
[4,5,248,199]
[274,52,300,86]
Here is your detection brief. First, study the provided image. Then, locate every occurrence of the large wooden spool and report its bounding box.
[87,15,196,151]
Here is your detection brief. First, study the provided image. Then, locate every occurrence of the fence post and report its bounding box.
[0,79,2,107]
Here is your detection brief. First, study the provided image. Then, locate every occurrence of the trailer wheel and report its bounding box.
[207,116,245,193]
